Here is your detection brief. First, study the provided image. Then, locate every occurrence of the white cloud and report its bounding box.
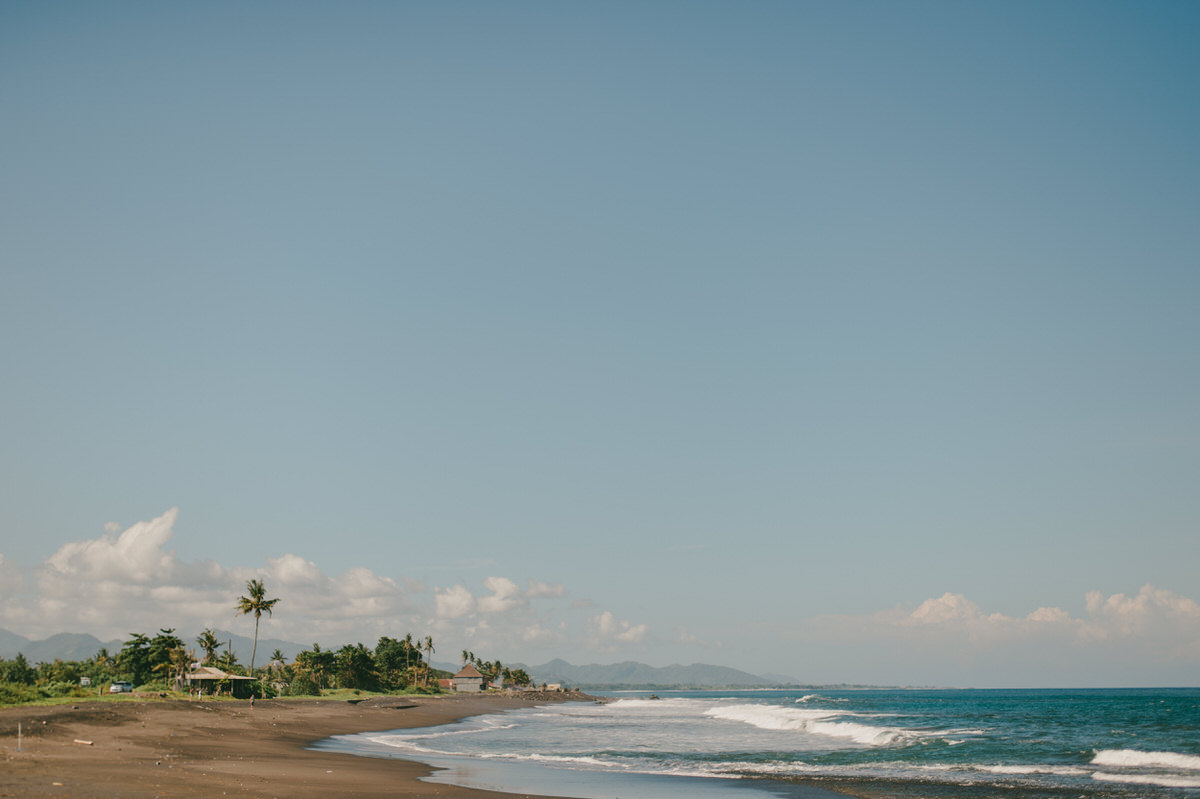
[44,507,181,584]
[1026,606,1072,624]
[908,592,986,624]
[2,509,411,644]
[885,586,1200,648]
[435,584,477,620]
[1085,585,1200,638]
[803,585,1200,685]
[526,580,566,598]
[263,553,323,587]
[589,610,648,647]
[478,576,524,614]
[0,510,663,669]
[520,622,566,645]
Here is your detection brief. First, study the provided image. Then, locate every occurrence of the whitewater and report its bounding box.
[317,687,1200,798]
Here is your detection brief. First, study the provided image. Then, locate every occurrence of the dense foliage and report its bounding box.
[459,650,533,688]
[285,637,451,695]
[0,629,534,704]
[0,581,522,704]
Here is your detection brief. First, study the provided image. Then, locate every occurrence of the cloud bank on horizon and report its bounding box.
[2,508,1196,686]
[1,508,642,657]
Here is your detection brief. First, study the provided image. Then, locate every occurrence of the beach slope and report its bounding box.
[0,693,588,798]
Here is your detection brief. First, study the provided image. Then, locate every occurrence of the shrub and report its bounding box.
[0,682,39,705]
[287,672,321,696]
[37,681,88,699]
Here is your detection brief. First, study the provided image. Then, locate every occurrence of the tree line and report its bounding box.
[459,649,533,690]
[0,629,530,703]
[0,579,533,704]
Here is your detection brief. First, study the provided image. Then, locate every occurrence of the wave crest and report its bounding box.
[704,703,908,746]
[1093,772,1200,788]
[1091,749,1200,771]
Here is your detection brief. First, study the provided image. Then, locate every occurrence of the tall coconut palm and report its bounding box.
[236,579,280,675]
[423,635,435,687]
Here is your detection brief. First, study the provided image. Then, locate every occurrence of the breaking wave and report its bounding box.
[1091,749,1200,771]
[1092,772,1200,788]
[795,694,847,703]
[704,703,912,746]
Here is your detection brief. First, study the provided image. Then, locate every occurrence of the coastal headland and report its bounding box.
[0,691,595,798]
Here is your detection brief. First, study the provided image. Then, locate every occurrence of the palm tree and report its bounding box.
[218,644,241,673]
[423,635,435,687]
[164,645,196,687]
[197,628,220,665]
[236,578,280,675]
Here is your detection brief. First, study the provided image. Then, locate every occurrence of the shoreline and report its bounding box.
[0,692,597,798]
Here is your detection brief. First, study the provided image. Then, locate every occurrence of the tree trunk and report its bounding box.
[250,615,260,676]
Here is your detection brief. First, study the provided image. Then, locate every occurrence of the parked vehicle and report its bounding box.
[109,681,133,693]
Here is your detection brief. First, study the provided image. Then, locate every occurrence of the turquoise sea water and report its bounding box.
[318,688,1200,798]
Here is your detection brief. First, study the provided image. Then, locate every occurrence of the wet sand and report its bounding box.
[0,692,591,798]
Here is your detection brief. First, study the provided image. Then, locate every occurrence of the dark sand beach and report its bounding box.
[0,692,593,799]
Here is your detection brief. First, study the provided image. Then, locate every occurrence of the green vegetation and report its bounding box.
[235,578,280,675]
[283,637,452,696]
[460,650,532,688]
[0,631,453,705]
[0,583,525,706]
[197,628,221,665]
[0,626,204,704]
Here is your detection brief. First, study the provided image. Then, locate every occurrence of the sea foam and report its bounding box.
[1091,749,1200,771]
[704,703,908,746]
[978,764,1090,777]
[1092,772,1200,789]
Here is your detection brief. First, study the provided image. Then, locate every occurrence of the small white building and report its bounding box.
[452,663,485,692]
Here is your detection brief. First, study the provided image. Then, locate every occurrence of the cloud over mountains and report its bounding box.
[0,508,641,658]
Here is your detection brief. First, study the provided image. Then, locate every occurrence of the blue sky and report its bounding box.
[2,1,1198,687]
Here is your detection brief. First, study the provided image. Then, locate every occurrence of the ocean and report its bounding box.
[316,688,1200,799]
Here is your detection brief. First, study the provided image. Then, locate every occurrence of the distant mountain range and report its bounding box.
[0,628,798,687]
[0,630,125,663]
[0,627,306,667]
[520,658,790,688]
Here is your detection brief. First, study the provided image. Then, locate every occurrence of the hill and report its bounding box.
[0,630,124,662]
[0,628,799,687]
[0,627,301,667]
[525,659,789,688]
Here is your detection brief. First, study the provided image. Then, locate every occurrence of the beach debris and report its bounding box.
[73,739,93,746]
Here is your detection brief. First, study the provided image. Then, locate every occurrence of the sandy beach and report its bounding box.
[0,692,593,799]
